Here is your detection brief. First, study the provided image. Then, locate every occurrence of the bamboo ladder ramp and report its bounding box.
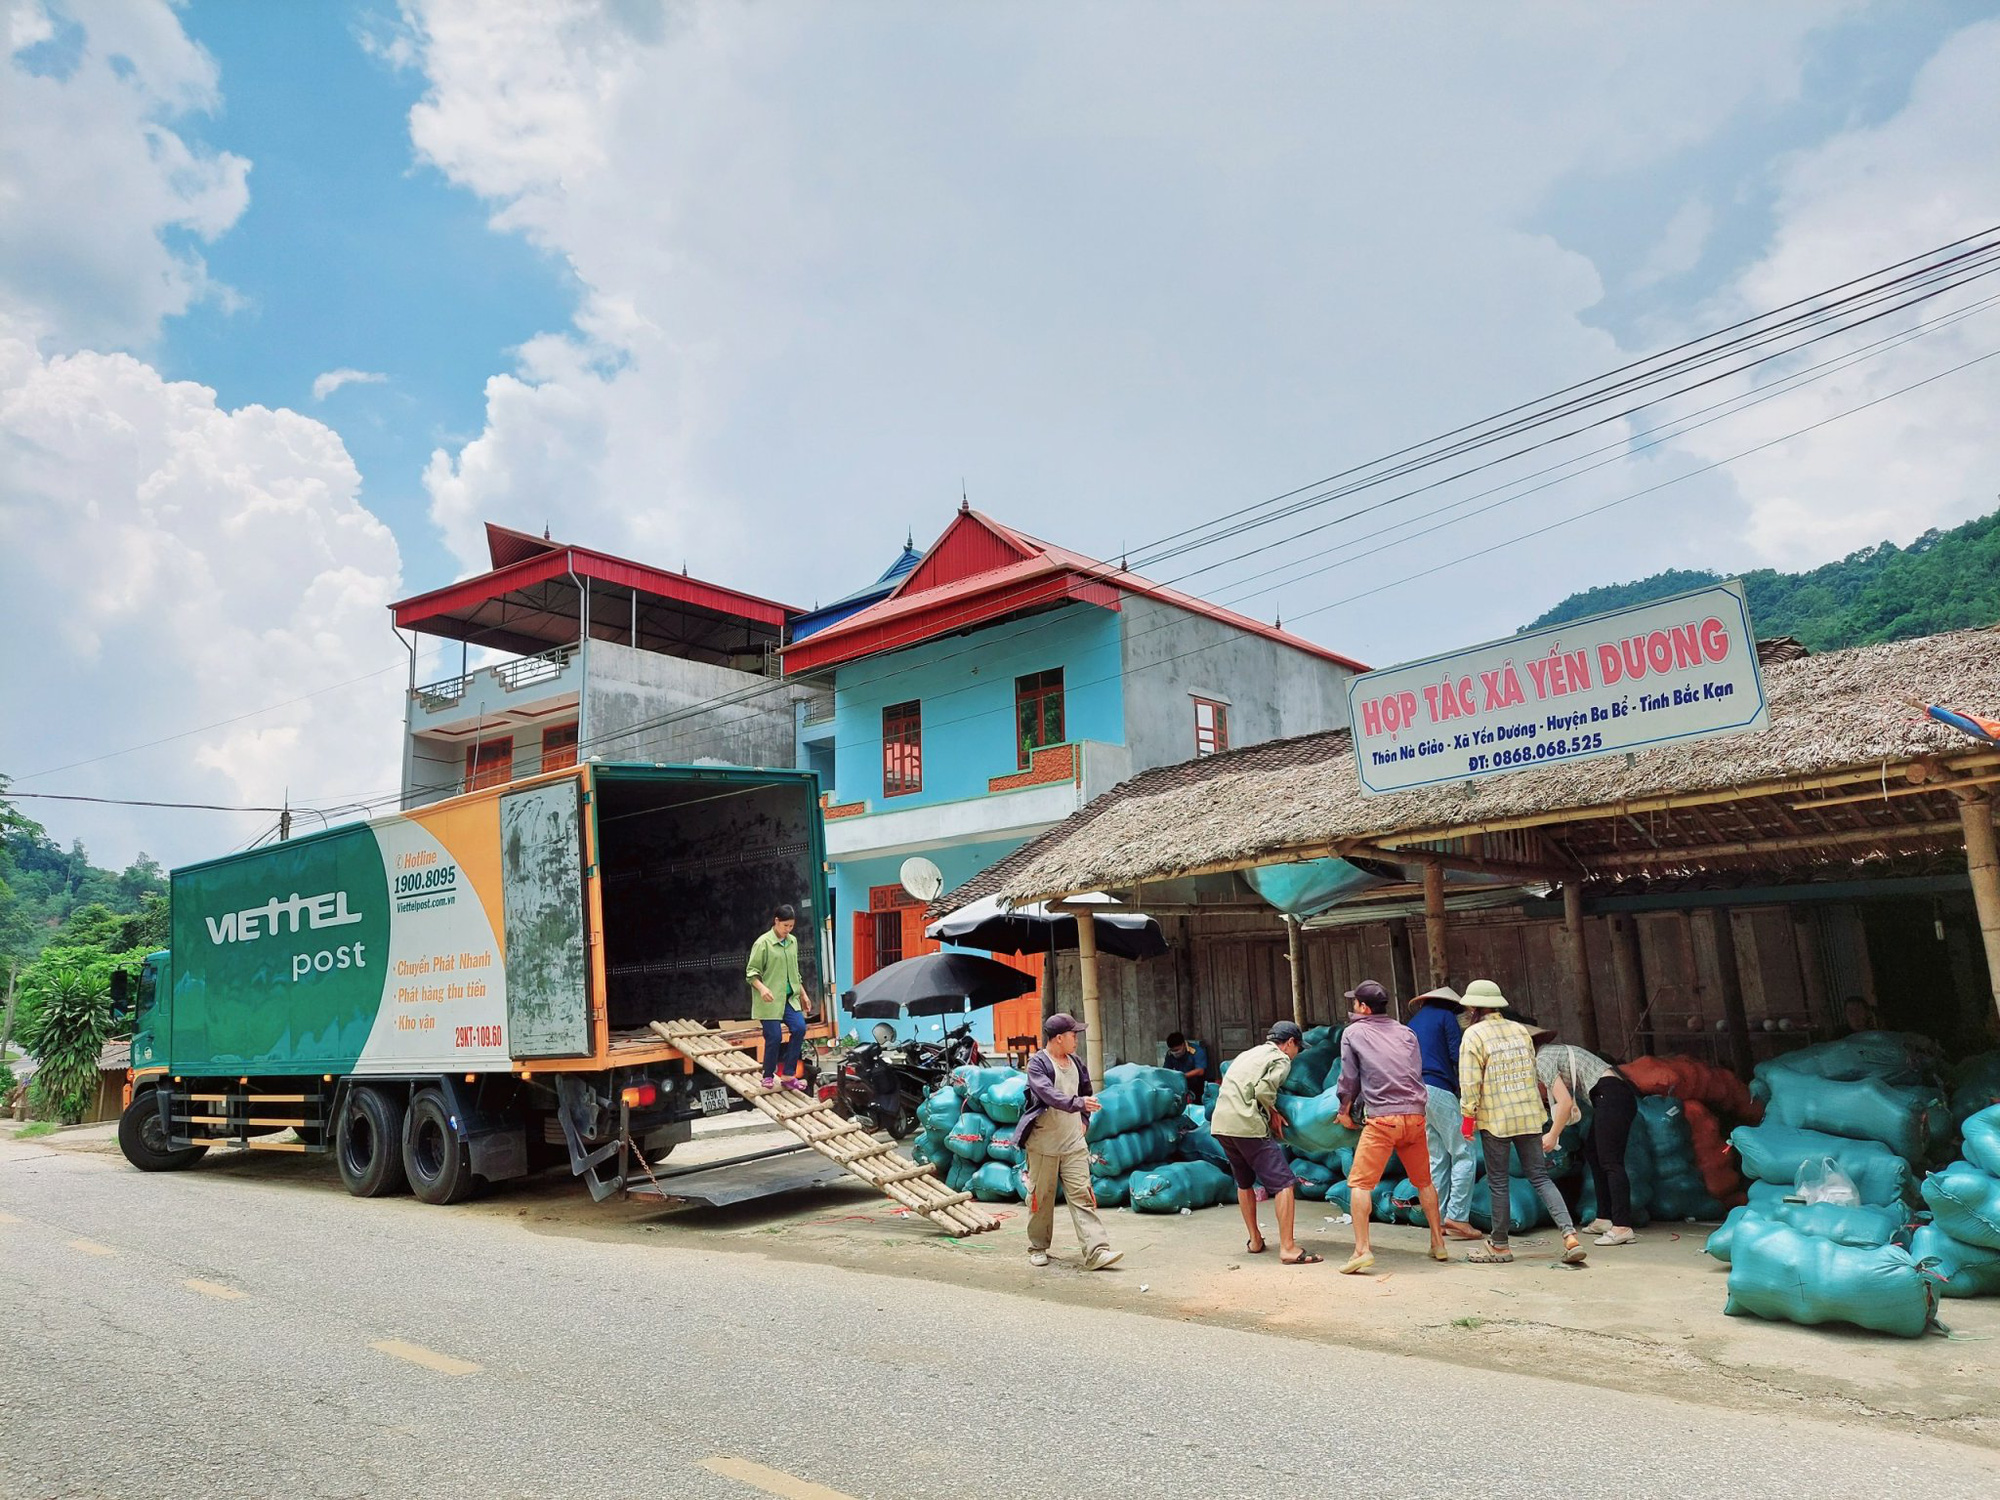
[648,1020,1000,1235]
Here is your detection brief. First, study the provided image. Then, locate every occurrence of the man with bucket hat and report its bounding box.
[1456,979,1587,1266]
[1016,1013,1123,1271]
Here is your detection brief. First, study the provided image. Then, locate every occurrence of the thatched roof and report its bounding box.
[947,626,2000,908]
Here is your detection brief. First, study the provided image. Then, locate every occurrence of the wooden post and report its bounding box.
[1961,792,2000,1028]
[1608,914,1646,1058]
[1562,882,1599,1053]
[1423,861,1447,989]
[1284,916,1306,1027]
[1708,907,1756,1080]
[1076,909,1104,1082]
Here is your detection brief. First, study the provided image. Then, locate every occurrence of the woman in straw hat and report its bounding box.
[1456,979,1586,1266]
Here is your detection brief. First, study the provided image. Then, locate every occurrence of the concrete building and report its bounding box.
[391,523,814,806]
[781,505,1367,1048]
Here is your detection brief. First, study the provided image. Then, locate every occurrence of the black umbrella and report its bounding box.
[844,951,1037,1019]
[924,893,1168,962]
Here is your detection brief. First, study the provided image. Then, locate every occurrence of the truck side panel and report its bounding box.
[169,797,518,1077]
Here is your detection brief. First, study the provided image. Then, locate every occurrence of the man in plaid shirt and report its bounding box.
[1456,979,1586,1266]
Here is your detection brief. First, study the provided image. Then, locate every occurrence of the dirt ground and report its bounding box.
[23,1116,2000,1448]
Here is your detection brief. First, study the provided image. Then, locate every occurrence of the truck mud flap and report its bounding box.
[554,1074,623,1202]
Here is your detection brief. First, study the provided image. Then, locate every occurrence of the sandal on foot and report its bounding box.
[1467,1243,1514,1264]
[1561,1234,1589,1265]
[1245,1238,1268,1254]
[1280,1252,1324,1266]
[1339,1251,1375,1275]
[1430,1246,1451,1262]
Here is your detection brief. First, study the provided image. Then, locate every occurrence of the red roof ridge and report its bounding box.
[782,508,1369,674]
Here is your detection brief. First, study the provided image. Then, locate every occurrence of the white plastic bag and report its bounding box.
[1795,1156,1860,1206]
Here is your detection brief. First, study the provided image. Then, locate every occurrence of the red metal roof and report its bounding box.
[391,527,800,652]
[781,508,1369,675]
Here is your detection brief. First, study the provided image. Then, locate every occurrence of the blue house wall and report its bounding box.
[828,603,1124,809]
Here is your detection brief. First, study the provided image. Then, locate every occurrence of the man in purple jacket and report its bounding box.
[1013,1014,1122,1271]
[1336,981,1448,1274]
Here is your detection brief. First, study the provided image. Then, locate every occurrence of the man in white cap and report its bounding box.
[1408,984,1479,1240]
[1457,979,1586,1266]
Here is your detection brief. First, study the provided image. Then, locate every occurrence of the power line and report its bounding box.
[5,792,292,813]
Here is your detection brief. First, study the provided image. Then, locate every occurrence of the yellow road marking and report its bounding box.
[68,1238,115,1256]
[701,1455,857,1500]
[184,1279,247,1301]
[368,1338,481,1376]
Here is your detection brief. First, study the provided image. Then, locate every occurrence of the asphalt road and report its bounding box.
[3,1136,1996,1500]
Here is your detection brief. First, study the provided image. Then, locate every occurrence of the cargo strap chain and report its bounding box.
[649,1019,999,1235]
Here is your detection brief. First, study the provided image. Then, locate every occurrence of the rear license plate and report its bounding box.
[699,1087,729,1115]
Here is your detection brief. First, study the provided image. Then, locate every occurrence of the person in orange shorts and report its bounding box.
[1335,980,1448,1274]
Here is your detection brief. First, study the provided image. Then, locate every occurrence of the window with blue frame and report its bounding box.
[1014,669,1065,767]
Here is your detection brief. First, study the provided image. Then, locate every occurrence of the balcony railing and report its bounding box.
[413,644,578,711]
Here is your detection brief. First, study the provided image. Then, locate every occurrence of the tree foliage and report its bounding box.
[0,776,167,979]
[1522,507,2000,650]
[18,951,118,1124]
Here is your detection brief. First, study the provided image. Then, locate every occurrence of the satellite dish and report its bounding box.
[899,856,944,903]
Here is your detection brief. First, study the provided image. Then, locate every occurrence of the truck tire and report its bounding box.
[337,1086,409,1197]
[118,1089,208,1172]
[403,1089,477,1205]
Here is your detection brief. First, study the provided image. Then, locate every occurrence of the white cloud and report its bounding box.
[0,0,250,349]
[1670,18,2000,570]
[0,330,406,865]
[312,367,389,401]
[392,0,1854,658]
[0,2,407,867]
[1632,198,1716,289]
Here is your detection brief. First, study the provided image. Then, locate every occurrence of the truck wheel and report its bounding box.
[117,1089,208,1172]
[403,1089,476,1205]
[337,1086,409,1197]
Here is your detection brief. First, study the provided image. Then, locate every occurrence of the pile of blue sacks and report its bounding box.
[1703,1032,1972,1337]
[909,1061,1234,1212]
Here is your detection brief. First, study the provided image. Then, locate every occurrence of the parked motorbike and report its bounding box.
[832,1022,981,1137]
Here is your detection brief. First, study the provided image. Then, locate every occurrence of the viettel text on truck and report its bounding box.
[115,761,831,1204]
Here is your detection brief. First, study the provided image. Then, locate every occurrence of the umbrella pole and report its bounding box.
[1077,911,1104,1080]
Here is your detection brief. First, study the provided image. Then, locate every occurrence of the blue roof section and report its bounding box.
[791,543,923,641]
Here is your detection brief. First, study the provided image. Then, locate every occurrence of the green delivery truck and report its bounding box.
[116,761,831,1205]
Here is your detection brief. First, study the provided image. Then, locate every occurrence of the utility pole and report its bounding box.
[279,794,292,842]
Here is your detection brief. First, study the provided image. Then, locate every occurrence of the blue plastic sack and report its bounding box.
[910,1129,951,1168]
[1327,1180,1396,1218]
[945,1154,977,1193]
[1705,1204,1754,1263]
[1130,1160,1234,1213]
[1752,1032,1942,1093]
[971,1161,1024,1202]
[950,1065,1019,1105]
[1920,1160,2000,1249]
[1909,1222,2000,1298]
[1282,1090,1364,1155]
[1088,1118,1180,1176]
[1085,1082,1185,1142]
[1279,1039,1340,1097]
[1175,1121,1230,1171]
[1467,1175,1552,1234]
[1091,1172,1130,1207]
[1636,1096,1724,1221]
[1105,1064,1191,1094]
[1948,1053,2000,1127]
[1759,1071,1948,1165]
[985,1131,1023,1166]
[917,1086,963,1133]
[945,1111,995,1163]
[1727,1123,1913,1206]
[1724,1219,1935,1337]
[979,1073,1030,1125]
[1960,1103,2000,1179]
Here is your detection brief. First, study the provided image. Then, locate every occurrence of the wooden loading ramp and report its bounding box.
[649,1020,1000,1235]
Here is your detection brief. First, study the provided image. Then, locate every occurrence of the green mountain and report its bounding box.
[1522,507,2000,650]
[1,781,167,980]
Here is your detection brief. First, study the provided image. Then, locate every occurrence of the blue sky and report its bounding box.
[6,0,2000,867]
[162,0,577,587]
